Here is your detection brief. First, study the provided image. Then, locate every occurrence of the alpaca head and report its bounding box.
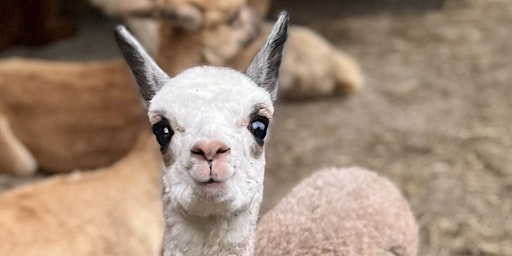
[115,12,288,218]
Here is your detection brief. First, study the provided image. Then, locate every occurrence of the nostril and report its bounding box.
[191,148,204,155]
[217,147,230,155]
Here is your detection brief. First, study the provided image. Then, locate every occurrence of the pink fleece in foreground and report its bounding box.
[256,167,418,256]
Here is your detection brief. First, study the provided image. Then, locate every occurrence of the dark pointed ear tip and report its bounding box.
[277,11,289,23]
[115,25,126,34]
[114,25,143,56]
[273,11,289,40]
[114,25,130,42]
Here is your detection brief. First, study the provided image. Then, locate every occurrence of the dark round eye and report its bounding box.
[249,117,269,145]
[152,120,173,153]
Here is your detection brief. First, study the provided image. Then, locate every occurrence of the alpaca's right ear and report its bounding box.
[115,26,170,103]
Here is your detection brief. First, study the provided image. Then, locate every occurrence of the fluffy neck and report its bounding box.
[162,198,260,256]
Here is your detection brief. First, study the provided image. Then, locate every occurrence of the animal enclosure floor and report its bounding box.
[1,1,511,255]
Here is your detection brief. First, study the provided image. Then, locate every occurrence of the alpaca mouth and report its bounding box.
[194,177,223,184]
[197,178,225,186]
[195,178,228,196]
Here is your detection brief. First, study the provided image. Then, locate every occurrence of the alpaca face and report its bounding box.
[149,67,273,216]
[115,11,287,218]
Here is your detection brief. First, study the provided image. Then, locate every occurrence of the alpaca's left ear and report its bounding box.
[115,26,170,104]
[246,11,288,101]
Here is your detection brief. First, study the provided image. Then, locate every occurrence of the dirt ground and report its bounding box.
[1,0,511,255]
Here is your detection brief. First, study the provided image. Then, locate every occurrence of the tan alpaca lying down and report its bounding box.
[0,131,164,256]
[0,59,145,174]
[92,0,363,99]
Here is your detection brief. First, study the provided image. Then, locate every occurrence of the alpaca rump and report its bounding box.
[0,58,145,174]
[255,167,418,256]
[0,131,164,256]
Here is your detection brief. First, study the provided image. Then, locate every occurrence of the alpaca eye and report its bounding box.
[152,120,173,153]
[249,117,269,145]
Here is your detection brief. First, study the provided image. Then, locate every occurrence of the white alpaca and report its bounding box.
[115,10,288,256]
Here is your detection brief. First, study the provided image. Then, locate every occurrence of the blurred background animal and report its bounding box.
[92,0,363,98]
[0,0,363,175]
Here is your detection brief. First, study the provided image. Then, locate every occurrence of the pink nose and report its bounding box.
[191,140,230,161]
